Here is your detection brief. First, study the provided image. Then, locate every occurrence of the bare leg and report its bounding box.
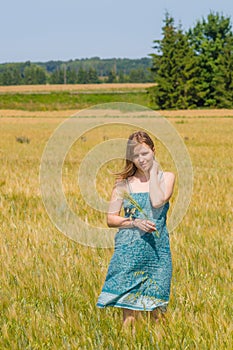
[123,308,136,327]
[122,309,143,333]
[151,308,167,341]
[151,307,166,323]
[151,308,166,331]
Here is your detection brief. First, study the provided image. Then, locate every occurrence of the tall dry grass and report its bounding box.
[0,116,232,349]
[0,83,155,93]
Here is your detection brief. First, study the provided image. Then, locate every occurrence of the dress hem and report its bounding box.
[96,301,168,312]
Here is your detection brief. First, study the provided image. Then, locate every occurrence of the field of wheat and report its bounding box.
[0,83,155,93]
[0,85,232,349]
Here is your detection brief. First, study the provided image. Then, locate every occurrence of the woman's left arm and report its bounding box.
[149,160,176,208]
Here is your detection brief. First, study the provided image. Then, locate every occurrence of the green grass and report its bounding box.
[0,91,151,111]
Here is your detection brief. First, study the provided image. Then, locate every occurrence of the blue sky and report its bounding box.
[1,0,232,63]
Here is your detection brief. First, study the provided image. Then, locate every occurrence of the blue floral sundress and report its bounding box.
[97,173,172,311]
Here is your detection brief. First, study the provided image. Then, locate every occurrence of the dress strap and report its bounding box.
[126,178,132,193]
[159,170,163,180]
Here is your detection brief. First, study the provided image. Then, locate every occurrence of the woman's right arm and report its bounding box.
[107,180,156,233]
[107,180,134,228]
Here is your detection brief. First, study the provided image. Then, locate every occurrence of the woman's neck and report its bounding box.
[133,170,149,182]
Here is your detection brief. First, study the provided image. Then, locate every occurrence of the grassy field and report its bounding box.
[0,84,153,111]
[0,84,232,349]
[1,83,233,117]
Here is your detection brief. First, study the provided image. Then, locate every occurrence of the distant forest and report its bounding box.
[0,57,154,85]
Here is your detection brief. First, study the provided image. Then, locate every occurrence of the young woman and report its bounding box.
[97,131,175,329]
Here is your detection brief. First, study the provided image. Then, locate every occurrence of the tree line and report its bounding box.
[1,11,232,109]
[149,12,233,109]
[0,58,154,85]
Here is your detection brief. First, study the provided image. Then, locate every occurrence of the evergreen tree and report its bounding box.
[188,12,233,107]
[150,14,177,109]
[150,11,233,109]
[222,36,233,103]
[150,14,199,109]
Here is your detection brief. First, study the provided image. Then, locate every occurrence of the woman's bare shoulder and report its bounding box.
[110,178,127,201]
[113,178,127,190]
[163,171,175,177]
[161,171,176,183]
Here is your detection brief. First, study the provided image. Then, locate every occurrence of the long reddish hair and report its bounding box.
[115,131,155,179]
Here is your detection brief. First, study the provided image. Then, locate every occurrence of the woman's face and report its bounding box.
[132,142,154,173]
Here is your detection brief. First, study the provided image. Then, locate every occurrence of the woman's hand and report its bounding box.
[133,218,156,233]
[149,159,159,175]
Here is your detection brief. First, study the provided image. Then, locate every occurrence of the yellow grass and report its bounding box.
[1,108,233,118]
[0,83,155,93]
[0,112,232,349]
[160,109,233,117]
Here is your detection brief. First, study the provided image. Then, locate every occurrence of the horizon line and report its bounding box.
[0,55,152,65]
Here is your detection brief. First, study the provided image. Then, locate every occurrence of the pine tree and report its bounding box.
[213,35,233,107]
[150,14,199,109]
[188,12,233,107]
[150,14,177,109]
